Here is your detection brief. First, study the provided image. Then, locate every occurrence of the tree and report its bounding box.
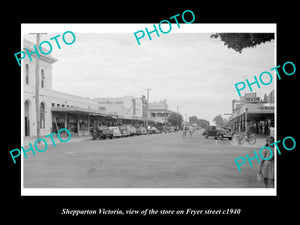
[210,33,274,53]
[167,112,183,127]
[189,116,198,124]
[198,119,210,129]
[213,115,225,126]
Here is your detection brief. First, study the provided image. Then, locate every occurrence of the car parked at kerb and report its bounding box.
[109,126,122,138]
[118,126,130,137]
[126,125,137,136]
[136,127,147,135]
[148,126,160,134]
[90,126,113,140]
[202,126,232,140]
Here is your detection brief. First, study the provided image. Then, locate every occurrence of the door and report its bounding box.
[24,100,30,136]
[25,116,29,136]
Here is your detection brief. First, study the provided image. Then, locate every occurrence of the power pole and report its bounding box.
[164,99,167,132]
[145,88,151,131]
[177,106,179,128]
[29,33,47,143]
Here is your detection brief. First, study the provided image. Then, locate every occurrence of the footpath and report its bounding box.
[23,134,92,147]
[229,134,268,149]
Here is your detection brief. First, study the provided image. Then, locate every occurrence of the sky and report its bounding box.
[24,31,275,124]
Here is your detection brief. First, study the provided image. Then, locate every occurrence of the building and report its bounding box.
[92,96,148,126]
[93,96,144,118]
[23,39,157,137]
[227,91,275,135]
[148,100,173,124]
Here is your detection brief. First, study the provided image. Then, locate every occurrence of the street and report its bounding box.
[23,130,264,188]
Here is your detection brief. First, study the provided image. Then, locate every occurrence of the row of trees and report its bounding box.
[166,112,228,127]
[189,116,210,129]
[166,112,183,127]
[165,113,210,128]
[213,115,227,126]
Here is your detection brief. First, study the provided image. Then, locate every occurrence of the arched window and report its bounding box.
[40,102,46,128]
[41,69,45,88]
[25,64,29,84]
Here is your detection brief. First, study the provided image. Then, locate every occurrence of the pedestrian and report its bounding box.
[182,124,187,137]
[188,125,194,137]
[258,136,275,188]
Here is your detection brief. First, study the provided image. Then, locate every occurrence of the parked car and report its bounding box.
[109,126,122,138]
[148,126,159,134]
[167,126,176,132]
[118,126,130,137]
[136,127,147,135]
[202,126,232,140]
[126,125,137,136]
[90,126,113,140]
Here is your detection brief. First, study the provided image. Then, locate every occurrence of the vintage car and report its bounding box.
[118,126,130,137]
[108,126,122,138]
[136,127,147,135]
[90,126,113,140]
[148,126,160,134]
[126,125,137,136]
[202,126,232,140]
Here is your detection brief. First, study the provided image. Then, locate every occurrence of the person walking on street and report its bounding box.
[182,124,187,137]
[188,125,194,138]
[258,136,275,188]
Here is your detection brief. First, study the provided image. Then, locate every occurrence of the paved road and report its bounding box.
[23,130,264,188]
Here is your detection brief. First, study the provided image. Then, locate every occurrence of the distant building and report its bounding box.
[266,89,275,103]
[149,100,172,124]
[93,96,144,118]
[227,91,275,135]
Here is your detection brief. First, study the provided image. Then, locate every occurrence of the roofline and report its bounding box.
[23,39,58,64]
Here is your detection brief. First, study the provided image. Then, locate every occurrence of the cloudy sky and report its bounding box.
[24,30,275,123]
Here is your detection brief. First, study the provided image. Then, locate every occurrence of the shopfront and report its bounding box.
[228,103,274,135]
[51,107,117,136]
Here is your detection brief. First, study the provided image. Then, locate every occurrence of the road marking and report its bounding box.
[215,140,218,146]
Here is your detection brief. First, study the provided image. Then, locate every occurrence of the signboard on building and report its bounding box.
[240,103,275,114]
[245,97,261,103]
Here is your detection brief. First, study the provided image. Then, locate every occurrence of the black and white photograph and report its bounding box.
[21,24,276,195]
[4,4,298,222]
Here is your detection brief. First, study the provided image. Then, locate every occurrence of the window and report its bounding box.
[79,115,88,131]
[40,103,46,128]
[41,69,45,88]
[25,64,29,84]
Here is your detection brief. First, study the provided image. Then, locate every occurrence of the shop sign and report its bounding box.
[258,106,274,111]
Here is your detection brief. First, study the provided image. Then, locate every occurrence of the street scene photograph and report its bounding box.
[21,24,276,194]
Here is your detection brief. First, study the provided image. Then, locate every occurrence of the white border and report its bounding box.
[21,23,277,196]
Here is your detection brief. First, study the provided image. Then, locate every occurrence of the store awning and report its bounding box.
[228,103,275,122]
[51,106,117,118]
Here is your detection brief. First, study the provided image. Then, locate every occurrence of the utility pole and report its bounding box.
[245,108,248,136]
[164,99,167,132]
[145,88,151,131]
[29,33,47,143]
[176,106,179,128]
